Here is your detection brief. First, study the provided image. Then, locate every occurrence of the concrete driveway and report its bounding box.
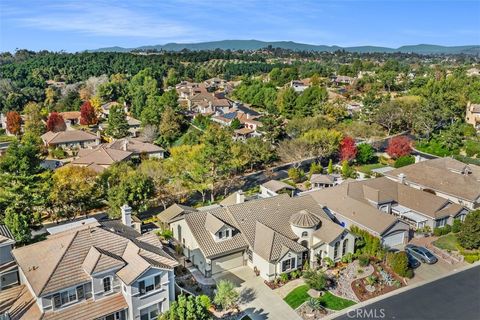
[408,258,467,284]
[213,266,301,320]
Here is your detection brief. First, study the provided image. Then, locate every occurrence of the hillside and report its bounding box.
[91,40,480,55]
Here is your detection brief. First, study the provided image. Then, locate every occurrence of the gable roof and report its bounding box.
[0,224,14,244]
[13,223,177,296]
[312,217,347,244]
[262,180,295,193]
[41,130,99,145]
[72,145,132,166]
[384,158,480,202]
[253,222,306,262]
[157,203,197,224]
[108,138,164,154]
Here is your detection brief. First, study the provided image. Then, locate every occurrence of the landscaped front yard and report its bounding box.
[355,163,386,174]
[283,285,356,310]
[433,234,459,251]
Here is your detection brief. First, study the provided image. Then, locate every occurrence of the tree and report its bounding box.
[394,155,415,168]
[341,160,355,178]
[230,118,241,129]
[46,112,66,132]
[303,269,327,291]
[23,102,45,136]
[340,136,357,162]
[159,294,210,320]
[277,139,312,166]
[4,206,31,243]
[327,159,334,174]
[214,280,239,310]
[50,166,101,221]
[158,106,183,146]
[457,210,480,250]
[107,171,155,218]
[386,251,410,277]
[300,128,343,159]
[80,101,97,125]
[106,104,129,138]
[356,143,376,164]
[276,87,298,118]
[386,136,412,159]
[6,111,21,135]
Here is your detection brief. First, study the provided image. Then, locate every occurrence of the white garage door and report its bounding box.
[211,251,244,274]
[382,231,405,247]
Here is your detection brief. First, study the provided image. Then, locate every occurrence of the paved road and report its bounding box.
[335,265,480,320]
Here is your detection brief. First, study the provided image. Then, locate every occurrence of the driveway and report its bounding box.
[408,258,467,284]
[213,266,301,320]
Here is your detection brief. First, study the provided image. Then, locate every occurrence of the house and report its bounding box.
[157,204,198,229]
[260,180,296,198]
[59,111,81,127]
[0,225,18,291]
[169,194,355,281]
[466,103,480,130]
[41,129,101,150]
[0,212,178,320]
[188,92,232,115]
[310,174,342,189]
[384,158,480,210]
[289,79,310,93]
[308,181,410,247]
[332,75,355,85]
[71,138,164,172]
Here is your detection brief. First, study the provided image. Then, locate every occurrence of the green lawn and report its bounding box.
[318,291,356,310]
[284,285,310,309]
[283,285,356,310]
[433,234,459,251]
[355,163,386,174]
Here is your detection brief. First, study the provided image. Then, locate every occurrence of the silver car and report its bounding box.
[405,245,438,264]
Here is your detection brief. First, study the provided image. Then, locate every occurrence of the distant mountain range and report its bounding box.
[91,40,480,55]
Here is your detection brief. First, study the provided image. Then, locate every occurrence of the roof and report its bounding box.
[219,191,243,207]
[262,180,295,193]
[310,174,337,184]
[12,223,177,296]
[253,222,306,262]
[72,145,132,166]
[157,203,197,224]
[384,158,480,202]
[0,224,14,244]
[59,111,81,120]
[312,217,348,244]
[308,183,399,235]
[0,285,42,320]
[41,130,99,145]
[289,210,321,228]
[234,127,254,135]
[43,292,127,320]
[205,212,228,234]
[108,138,165,154]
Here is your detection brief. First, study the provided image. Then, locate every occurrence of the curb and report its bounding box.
[322,262,480,320]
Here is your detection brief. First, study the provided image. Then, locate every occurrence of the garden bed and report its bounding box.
[351,262,404,301]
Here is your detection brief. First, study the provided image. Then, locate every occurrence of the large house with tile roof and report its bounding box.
[167,194,356,281]
[384,158,480,210]
[0,219,178,320]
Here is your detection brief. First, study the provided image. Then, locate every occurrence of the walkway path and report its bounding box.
[214,266,302,320]
[274,278,305,299]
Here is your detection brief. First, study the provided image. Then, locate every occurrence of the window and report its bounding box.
[436,218,447,228]
[218,231,223,239]
[103,277,112,293]
[301,231,308,237]
[54,287,79,308]
[225,230,230,237]
[342,239,349,256]
[139,275,161,295]
[140,303,162,320]
[247,249,253,262]
[281,257,296,272]
[334,241,340,259]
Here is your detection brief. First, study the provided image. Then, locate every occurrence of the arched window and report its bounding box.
[103,277,112,293]
[302,231,308,237]
[342,239,349,256]
[334,241,340,259]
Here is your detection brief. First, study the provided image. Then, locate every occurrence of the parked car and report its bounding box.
[406,252,421,268]
[405,245,438,264]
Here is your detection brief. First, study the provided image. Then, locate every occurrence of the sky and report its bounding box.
[0,0,479,52]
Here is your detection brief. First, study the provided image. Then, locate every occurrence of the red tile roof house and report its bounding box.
[0,209,178,320]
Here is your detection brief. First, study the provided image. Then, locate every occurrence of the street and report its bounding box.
[334,265,480,320]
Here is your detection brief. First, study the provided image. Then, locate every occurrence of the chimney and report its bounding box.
[122,139,128,151]
[236,190,245,204]
[398,173,406,184]
[121,204,132,227]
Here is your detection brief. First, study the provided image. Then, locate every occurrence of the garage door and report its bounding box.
[211,251,244,274]
[382,231,405,247]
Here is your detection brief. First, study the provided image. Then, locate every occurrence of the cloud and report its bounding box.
[5,1,194,39]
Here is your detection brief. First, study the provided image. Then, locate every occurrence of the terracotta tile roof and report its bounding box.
[12,224,177,296]
[43,293,127,320]
[0,285,41,320]
[59,111,81,120]
[385,158,480,202]
[41,130,99,145]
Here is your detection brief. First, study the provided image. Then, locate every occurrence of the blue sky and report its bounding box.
[0,0,479,52]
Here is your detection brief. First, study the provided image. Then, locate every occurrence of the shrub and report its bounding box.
[322,257,334,268]
[290,270,300,279]
[404,268,414,279]
[307,297,323,310]
[452,219,462,233]
[199,295,211,309]
[358,255,370,267]
[341,252,354,263]
[280,272,289,283]
[458,210,480,250]
[356,143,376,164]
[464,254,480,264]
[386,251,409,277]
[434,225,452,237]
[365,275,377,286]
[433,227,443,237]
[288,167,304,183]
[350,226,383,258]
[50,147,67,159]
[394,155,415,168]
[175,243,183,255]
[386,136,412,159]
[303,269,327,291]
[214,280,239,310]
[309,162,323,175]
[443,224,452,234]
